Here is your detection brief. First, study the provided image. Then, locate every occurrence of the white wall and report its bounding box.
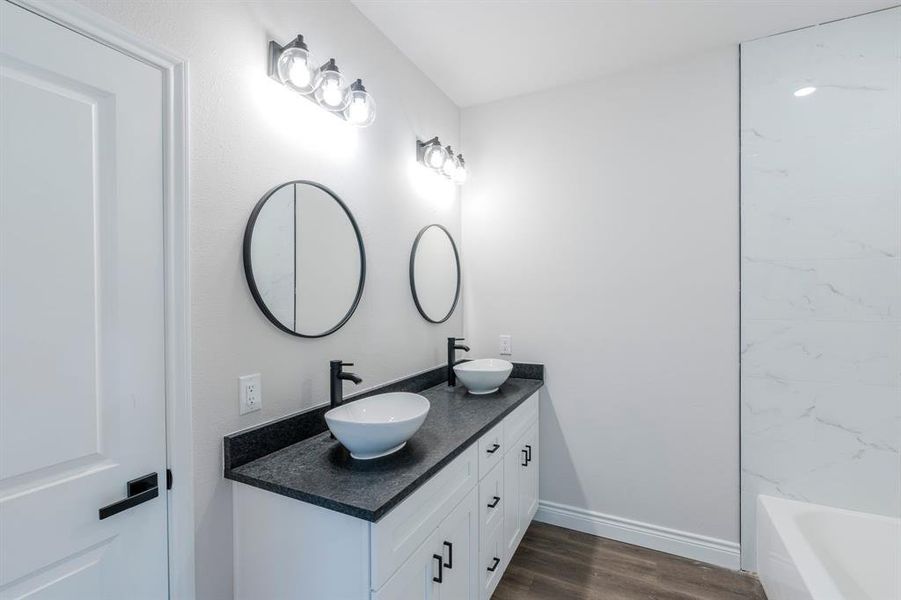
[740,7,901,569]
[461,48,741,559]
[73,1,462,598]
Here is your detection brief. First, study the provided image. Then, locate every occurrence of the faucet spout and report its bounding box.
[330,360,362,411]
[447,337,468,387]
[341,373,363,385]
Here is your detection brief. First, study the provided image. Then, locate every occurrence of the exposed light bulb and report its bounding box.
[314,59,349,111]
[287,56,312,88]
[424,144,446,169]
[452,156,467,184]
[343,79,376,127]
[275,39,317,95]
[441,147,457,177]
[794,86,817,97]
[321,80,343,106]
[347,97,370,124]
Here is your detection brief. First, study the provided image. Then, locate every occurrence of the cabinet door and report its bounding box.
[373,529,442,600]
[521,423,539,522]
[436,488,478,600]
[502,438,523,558]
[480,522,505,600]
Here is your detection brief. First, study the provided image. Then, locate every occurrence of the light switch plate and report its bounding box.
[499,335,512,356]
[239,373,262,415]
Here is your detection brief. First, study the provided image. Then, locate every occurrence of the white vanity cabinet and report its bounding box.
[233,391,539,600]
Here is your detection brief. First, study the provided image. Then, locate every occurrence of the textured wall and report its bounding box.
[740,7,901,569]
[75,1,462,597]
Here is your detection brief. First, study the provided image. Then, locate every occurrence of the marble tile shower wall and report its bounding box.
[739,7,901,569]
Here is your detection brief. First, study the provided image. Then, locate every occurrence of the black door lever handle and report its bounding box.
[99,472,159,520]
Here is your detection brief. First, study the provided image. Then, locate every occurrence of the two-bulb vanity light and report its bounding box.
[416,137,468,185]
[268,35,376,127]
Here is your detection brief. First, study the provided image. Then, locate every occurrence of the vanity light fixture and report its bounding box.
[793,86,817,97]
[268,35,376,127]
[416,138,467,185]
[417,137,448,169]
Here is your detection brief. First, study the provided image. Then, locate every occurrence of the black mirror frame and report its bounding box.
[409,224,461,324]
[243,180,366,338]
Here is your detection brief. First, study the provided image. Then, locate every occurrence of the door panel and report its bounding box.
[502,439,522,558]
[522,424,539,522]
[0,2,167,598]
[437,488,477,600]
[372,530,441,600]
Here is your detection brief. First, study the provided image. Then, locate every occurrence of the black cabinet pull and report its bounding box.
[521,448,528,466]
[487,495,500,508]
[98,472,159,520]
[487,557,501,572]
[526,444,532,463]
[443,541,453,569]
[486,443,500,454]
[432,554,443,583]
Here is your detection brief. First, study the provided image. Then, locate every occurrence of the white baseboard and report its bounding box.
[534,500,741,570]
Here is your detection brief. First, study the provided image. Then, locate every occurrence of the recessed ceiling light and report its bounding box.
[793,86,817,97]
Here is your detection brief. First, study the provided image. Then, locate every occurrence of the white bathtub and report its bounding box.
[757,495,900,600]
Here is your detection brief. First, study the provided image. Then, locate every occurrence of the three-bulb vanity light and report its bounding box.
[268,35,376,127]
[416,137,468,185]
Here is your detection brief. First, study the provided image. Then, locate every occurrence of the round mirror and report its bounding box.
[409,224,460,324]
[243,181,365,338]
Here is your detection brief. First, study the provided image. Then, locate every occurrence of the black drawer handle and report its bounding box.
[521,448,528,466]
[433,554,443,583]
[487,495,500,509]
[486,443,500,454]
[98,472,159,520]
[525,444,532,463]
[487,557,501,572]
[443,541,453,569]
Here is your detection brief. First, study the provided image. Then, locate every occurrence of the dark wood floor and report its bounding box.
[493,522,767,600]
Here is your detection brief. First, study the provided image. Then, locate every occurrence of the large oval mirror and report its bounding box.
[243,181,365,338]
[409,224,460,324]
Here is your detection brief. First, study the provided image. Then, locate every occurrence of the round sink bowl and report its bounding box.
[453,359,513,395]
[325,392,430,460]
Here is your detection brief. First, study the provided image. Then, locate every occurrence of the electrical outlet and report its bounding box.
[499,334,512,356]
[239,373,262,415]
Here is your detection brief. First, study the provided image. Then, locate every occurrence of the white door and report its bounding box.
[0,2,169,598]
[372,529,442,600]
[436,488,477,600]
[502,442,522,559]
[521,424,539,522]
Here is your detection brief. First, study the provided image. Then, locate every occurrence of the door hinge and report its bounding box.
[166,469,173,490]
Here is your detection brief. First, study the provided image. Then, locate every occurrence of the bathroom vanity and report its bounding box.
[225,364,542,600]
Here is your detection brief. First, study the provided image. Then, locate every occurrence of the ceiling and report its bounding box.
[351,0,897,107]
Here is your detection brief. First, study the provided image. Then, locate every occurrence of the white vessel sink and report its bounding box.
[325,392,430,460]
[453,359,513,395]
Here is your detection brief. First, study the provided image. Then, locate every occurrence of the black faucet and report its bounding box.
[447,337,470,387]
[330,360,362,409]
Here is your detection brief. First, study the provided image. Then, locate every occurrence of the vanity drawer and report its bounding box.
[370,445,478,590]
[477,421,504,478]
[478,461,504,533]
[503,392,538,449]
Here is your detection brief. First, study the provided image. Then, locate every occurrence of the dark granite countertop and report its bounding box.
[225,376,543,522]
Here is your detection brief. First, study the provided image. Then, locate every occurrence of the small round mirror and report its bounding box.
[409,224,460,323]
[243,181,365,338]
